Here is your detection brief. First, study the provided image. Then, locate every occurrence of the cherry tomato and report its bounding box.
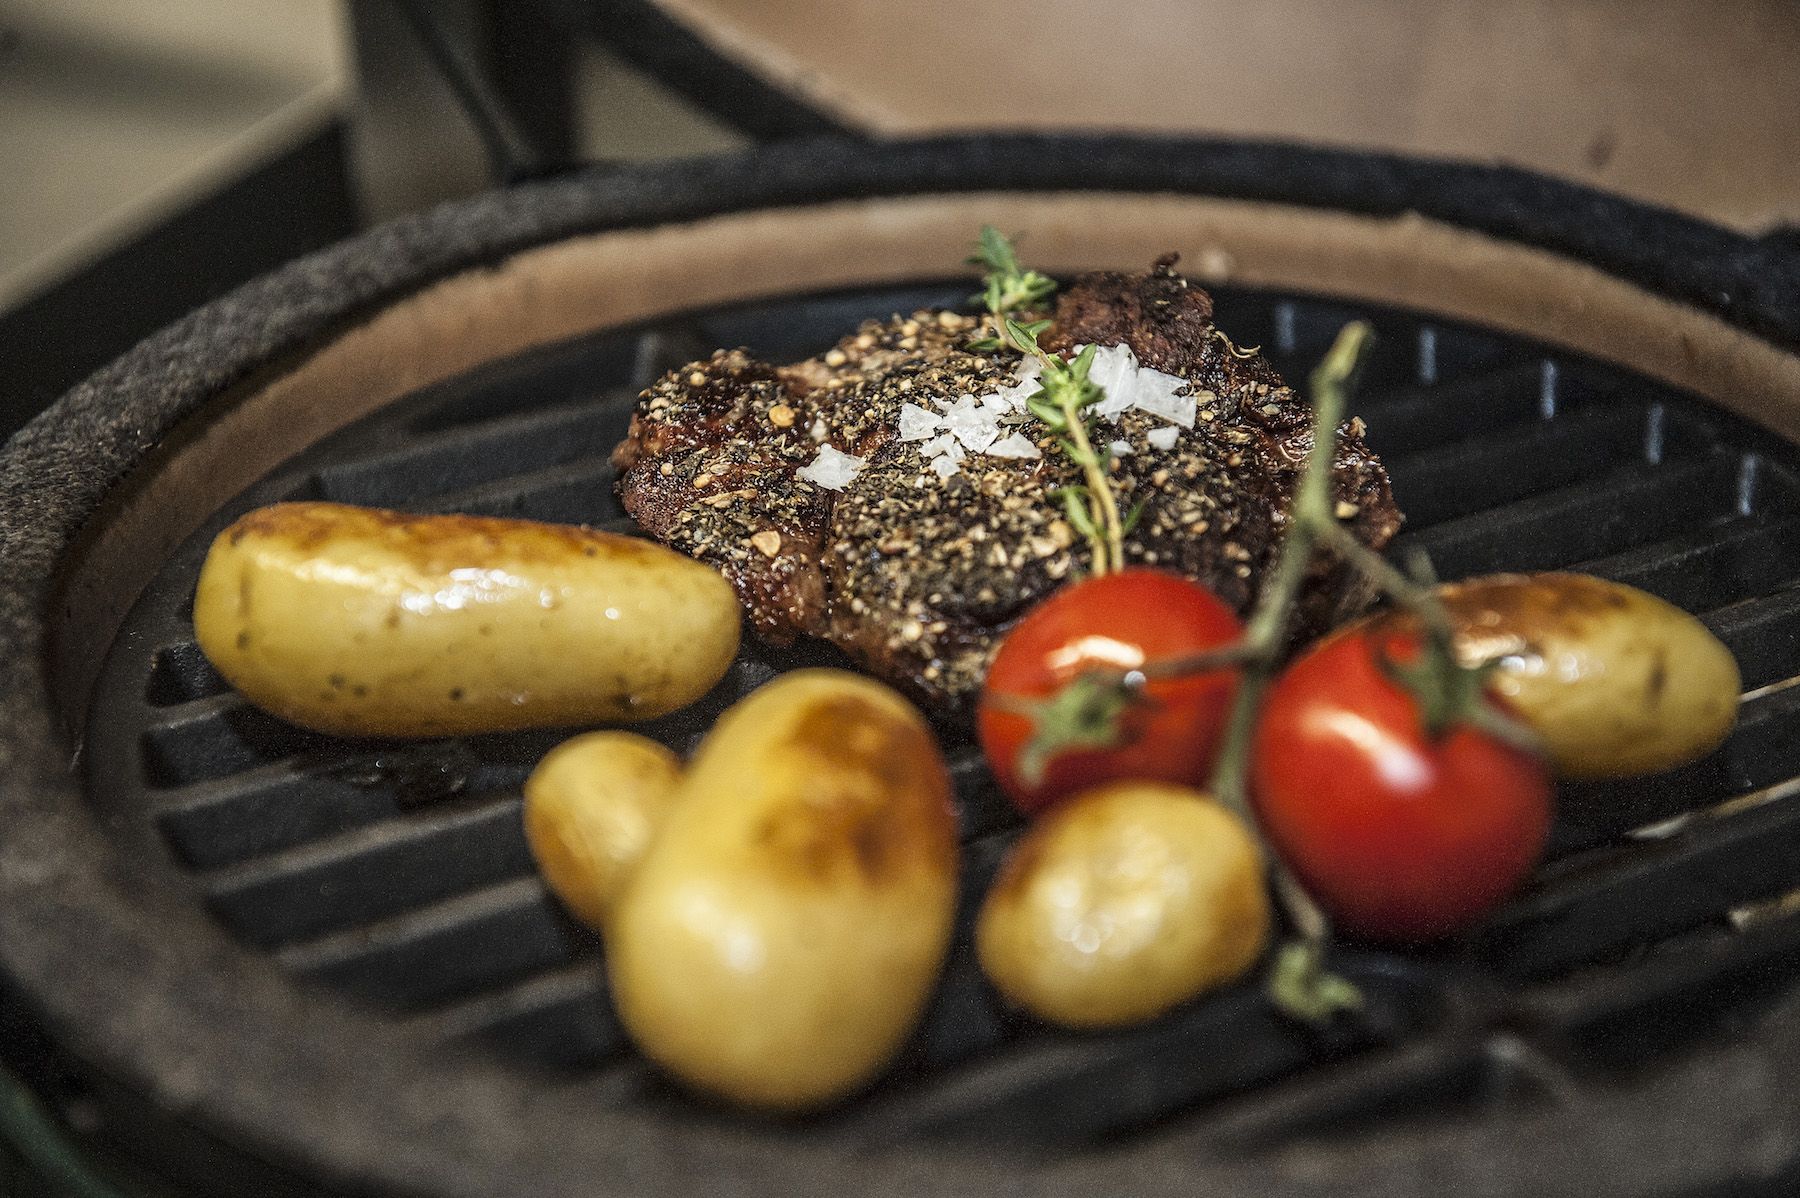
[978,570,1243,815]
[1250,629,1553,943]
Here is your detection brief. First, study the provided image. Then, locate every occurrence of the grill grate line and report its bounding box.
[839,955,1439,1148]
[402,960,629,1069]
[404,960,607,1038]
[409,455,626,524]
[1392,454,1742,580]
[1415,325,1438,386]
[1353,364,1559,458]
[153,767,406,870]
[1382,403,1676,530]
[315,401,626,509]
[1478,757,1800,978]
[1167,1033,1493,1151]
[1511,903,1800,1043]
[1573,513,1800,614]
[276,875,570,1012]
[204,794,532,948]
[1703,585,1800,690]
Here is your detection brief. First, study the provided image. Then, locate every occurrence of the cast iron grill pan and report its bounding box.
[83,280,1800,1151]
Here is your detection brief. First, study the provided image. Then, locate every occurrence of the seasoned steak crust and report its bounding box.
[612,259,1402,709]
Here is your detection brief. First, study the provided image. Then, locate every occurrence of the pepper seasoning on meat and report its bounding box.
[611,259,1402,712]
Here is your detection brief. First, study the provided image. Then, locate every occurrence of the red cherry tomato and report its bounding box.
[978,570,1243,815]
[1250,629,1553,943]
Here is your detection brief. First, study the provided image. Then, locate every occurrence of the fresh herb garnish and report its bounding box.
[968,228,1129,576]
[966,226,1057,333]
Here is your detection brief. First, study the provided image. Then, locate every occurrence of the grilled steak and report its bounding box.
[612,259,1401,709]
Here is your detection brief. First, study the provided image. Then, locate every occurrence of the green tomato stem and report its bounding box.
[1205,320,1374,1024]
[1208,322,1371,814]
[1316,520,1544,754]
[1316,519,1459,655]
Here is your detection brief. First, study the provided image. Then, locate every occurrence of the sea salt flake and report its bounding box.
[987,433,1044,460]
[1086,344,1140,419]
[986,356,1045,411]
[957,424,1000,453]
[929,454,961,480]
[943,394,1001,453]
[898,402,942,441]
[1109,440,1133,456]
[1147,426,1180,451]
[1133,366,1196,427]
[919,432,961,459]
[796,444,866,490]
[951,421,999,454]
[939,394,979,424]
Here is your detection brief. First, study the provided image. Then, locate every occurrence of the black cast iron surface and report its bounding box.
[78,278,1800,1162]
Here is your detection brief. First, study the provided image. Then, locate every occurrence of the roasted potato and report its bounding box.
[1359,572,1740,779]
[976,782,1269,1029]
[193,502,740,737]
[523,732,682,928]
[606,670,958,1110]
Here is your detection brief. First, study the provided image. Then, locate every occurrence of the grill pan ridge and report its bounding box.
[5,136,1800,1196]
[86,283,1800,1169]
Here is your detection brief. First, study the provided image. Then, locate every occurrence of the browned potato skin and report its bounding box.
[976,783,1270,1030]
[1358,572,1740,779]
[606,670,958,1111]
[523,733,682,928]
[192,502,740,737]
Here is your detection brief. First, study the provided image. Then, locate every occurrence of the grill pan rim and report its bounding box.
[3,134,1800,1196]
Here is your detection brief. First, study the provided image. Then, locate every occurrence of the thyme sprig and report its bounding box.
[1010,321,1130,576]
[968,228,1129,575]
[967,225,1057,322]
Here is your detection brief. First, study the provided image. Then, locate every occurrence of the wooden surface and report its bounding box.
[653,0,1800,232]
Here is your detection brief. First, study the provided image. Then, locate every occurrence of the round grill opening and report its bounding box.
[79,276,1800,1158]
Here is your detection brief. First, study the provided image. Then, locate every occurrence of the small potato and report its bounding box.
[607,670,957,1110]
[193,502,740,737]
[523,732,682,928]
[1361,573,1740,779]
[977,783,1269,1030]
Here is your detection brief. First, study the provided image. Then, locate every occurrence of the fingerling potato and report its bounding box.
[606,670,957,1110]
[524,732,682,928]
[193,502,740,737]
[1359,572,1739,779]
[977,782,1269,1029]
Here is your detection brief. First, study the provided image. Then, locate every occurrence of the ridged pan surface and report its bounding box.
[83,280,1800,1149]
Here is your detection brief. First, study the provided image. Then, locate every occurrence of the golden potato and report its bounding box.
[193,502,740,737]
[1360,573,1740,779]
[976,783,1269,1030]
[606,670,957,1111]
[523,732,682,928]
